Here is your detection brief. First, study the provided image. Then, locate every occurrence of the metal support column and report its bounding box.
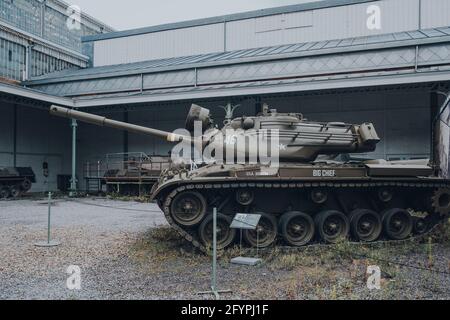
[13,104,17,167]
[70,119,78,197]
[123,111,129,163]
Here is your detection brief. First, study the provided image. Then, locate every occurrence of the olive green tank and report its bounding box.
[49,105,450,251]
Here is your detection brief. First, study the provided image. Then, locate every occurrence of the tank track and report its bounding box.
[159,180,450,253]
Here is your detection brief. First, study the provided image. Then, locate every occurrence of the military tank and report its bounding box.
[0,167,36,199]
[49,104,450,251]
[102,155,172,196]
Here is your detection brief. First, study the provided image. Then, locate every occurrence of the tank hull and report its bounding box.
[151,162,450,251]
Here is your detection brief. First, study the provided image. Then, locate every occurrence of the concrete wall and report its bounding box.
[0,103,72,192]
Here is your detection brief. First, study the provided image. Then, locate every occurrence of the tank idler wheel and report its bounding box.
[236,189,254,206]
[349,209,382,242]
[315,210,350,244]
[413,217,429,235]
[279,212,315,247]
[20,179,32,192]
[170,191,207,227]
[198,213,236,250]
[0,186,10,200]
[243,212,277,248]
[382,208,413,240]
[10,186,21,198]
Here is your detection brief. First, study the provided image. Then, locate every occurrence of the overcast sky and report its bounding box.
[70,0,319,31]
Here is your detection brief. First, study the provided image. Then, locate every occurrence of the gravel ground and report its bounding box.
[1,196,450,300]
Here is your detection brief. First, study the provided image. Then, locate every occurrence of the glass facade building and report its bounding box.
[0,0,112,81]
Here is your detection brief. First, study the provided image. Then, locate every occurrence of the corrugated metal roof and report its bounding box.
[68,68,450,109]
[82,0,374,42]
[27,26,450,86]
[0,82,74,107]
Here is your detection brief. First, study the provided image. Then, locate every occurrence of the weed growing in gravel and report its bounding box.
[129,227,207,274]
[126,223,450,299]
[106,193,151,203]
[276,254,301,271]
[258,240,439,299]
[428,218,450,245]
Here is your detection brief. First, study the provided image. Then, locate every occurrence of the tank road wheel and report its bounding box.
[315,210,350,244]
[0,186,10,200]
[279,212,315,247]
[199,213,236,250]
[432,188,450,216]
[349,209,382,242]
[382,209,413,240]
[20,179,32,192]
[10,186,21,198]
[170,191,207,227]
[243,213,277,248]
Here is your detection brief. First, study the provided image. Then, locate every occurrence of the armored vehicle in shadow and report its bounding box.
[0,167,36,199]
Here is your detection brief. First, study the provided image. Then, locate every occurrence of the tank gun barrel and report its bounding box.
[49,105,184,143]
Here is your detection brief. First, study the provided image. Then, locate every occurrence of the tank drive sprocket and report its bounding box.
[431,188,450,216]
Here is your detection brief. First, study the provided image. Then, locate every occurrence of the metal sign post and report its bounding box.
[198,208,232,299]
[230,213,262,266]
[35,192,61,247]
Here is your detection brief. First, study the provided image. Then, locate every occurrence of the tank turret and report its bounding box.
[50,104,380,163]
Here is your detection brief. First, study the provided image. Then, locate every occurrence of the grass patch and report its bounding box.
[129,226,207,274]
[429,218,450,245]
[126,221,450,299]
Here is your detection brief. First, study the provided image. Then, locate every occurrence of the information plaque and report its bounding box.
[230,213,262,230]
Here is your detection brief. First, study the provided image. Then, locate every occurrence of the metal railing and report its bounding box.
[84,160,104,179]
